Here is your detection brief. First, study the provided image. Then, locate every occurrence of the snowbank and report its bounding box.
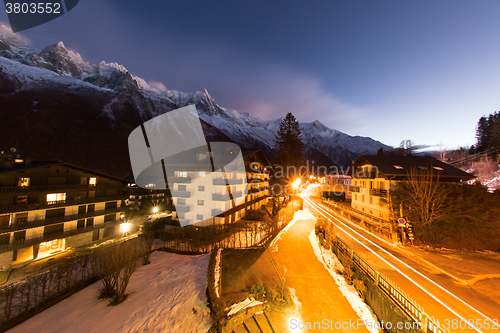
[9,252,212,333]
[214,248,222,298]
[308,231,380,333]
[226,298,263,317]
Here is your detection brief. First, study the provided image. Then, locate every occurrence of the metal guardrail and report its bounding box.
[335,237,449,333]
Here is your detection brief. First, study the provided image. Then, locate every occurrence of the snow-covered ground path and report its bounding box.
[9,252,212,333]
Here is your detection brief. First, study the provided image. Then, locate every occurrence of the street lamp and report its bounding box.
[292,178,301,190]
[153,206,159,214]
[120,222,131,235]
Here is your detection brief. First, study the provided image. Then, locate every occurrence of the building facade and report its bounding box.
[0,155,128,267]
[349,155,473,221]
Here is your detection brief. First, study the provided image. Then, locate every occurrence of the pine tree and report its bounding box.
[273,113,305,178]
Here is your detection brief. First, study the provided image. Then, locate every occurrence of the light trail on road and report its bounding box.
[301,185,499,333]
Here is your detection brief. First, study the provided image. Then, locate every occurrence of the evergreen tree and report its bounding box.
[476,111,500,151]
[273,113,305,178]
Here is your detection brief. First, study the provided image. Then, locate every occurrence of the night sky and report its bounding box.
[2,0,500,150]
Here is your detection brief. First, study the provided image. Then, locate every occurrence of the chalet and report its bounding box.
[348,155,474,221]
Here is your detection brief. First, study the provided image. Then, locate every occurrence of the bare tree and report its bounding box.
[109,240,141,304]
[139,233,155,265]
[91,250,116,298]
[392,168,450,226]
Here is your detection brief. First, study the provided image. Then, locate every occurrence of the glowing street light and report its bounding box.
[153,206,159,214]
[120,222,131,233]
[292,178,301,190]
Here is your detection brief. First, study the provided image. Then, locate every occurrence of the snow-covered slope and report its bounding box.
[0,25,392,170]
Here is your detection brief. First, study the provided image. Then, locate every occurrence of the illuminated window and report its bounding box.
[393,165,403,169]
[47,193,66,204]
[18,178,30,187]
[145,183,155,188]
[433,166,444,171]
[89,177,97,186]
[198,171,206,177]
[179,171,187,178]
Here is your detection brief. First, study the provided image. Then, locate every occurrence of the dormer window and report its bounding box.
[418,166,427,170]
[393,165,403,169]
[433,166,444,171]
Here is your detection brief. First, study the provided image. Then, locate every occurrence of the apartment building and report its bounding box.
[0,155,128,267]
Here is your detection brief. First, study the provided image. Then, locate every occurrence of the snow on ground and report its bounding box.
[226,298,263,317]
[308,230,380,333]
[270,210,315,252]
[9,252,212,333]
[288,287,303,323]
[214,248,222,298]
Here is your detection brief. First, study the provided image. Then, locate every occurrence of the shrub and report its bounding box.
[353,279,367,301]
[250,282,266,300]
[244,209,267,221]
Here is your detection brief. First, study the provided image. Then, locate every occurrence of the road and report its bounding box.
[269,212,370,333]
[302,185,500,333]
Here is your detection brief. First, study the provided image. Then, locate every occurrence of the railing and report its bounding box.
[213,178,244,186]
[369,188,388,197]
[212,194,229,201]
[0,207,125,234]
[0,220,122,253]
[170,190,191,198]
[0,184,121,194]
[0,194,128,214]
[322,198,392,230]
[334,237,449,333]
[349,186,360,192]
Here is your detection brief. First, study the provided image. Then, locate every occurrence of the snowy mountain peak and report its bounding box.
[0,24,31,51]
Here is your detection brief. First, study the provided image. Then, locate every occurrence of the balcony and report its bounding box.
[0,194,129,215]
[213,178,244,186]
[167,177,191,184]
[170,191,191,198]
[176,205,191,213]
[211,209,224,216]
[0,207,125,234]
[212,194,229,201]
[369,189,388,197]
[0,184,121,194]
[0,220,122,253]
[349,186,360,193]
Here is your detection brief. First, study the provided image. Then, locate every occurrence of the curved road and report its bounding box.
[302,185,500,333]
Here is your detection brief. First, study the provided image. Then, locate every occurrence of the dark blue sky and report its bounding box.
[2,0,500,149]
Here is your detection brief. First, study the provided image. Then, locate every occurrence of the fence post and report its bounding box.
[421,313,429,332]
